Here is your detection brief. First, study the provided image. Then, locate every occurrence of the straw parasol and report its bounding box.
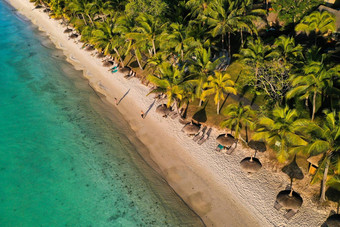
[240,157,262,173]
[248,140,266,153]
[276,190,303,210]
[63,28,73,33]
[85,45,95,51]
[325,214,340,227]
[96,52,105,58]
[103,60,114,67]
[119,67,131,74]
[216,134,236,147]
[156,104,171,116]
[282,156,304,181]
[69,33,78,39]
[183,124,200,135]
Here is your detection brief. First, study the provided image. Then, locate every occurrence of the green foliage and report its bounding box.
[272,0,322,25]
[125,0,168,17]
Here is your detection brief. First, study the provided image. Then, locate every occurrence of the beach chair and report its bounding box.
[274,201,282,210]
[198,128,212,145]
[284,209,298,220]
[193,126,207,142]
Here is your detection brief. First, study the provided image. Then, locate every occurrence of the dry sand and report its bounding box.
[7,0,335,226]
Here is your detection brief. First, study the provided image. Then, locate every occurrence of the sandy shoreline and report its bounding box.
[7,0,333,226]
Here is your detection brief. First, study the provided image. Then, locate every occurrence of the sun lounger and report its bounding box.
[170,112,179,119]
[284,209,298,220]
[193,126,207,142]
[198,128,212,145]
[274,201,282,210]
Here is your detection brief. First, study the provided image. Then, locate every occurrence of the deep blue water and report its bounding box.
[0,1,202,226]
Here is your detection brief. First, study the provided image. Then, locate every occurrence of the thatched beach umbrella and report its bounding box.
[183,124,200,135]
[248,140,266,153]
[216,134,236,147]
[85,45,94,51]
[276,190,303,210]
[63,28,73,33]
[96,52,105,58]
[69,33,78,39]
[325,214,340,227]
[119,67,131,74]
[282,156,304,182]
[240,157,262,173]
[103,60,114,67]
[156,104,171,116]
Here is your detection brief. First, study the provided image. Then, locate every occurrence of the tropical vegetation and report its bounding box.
[31,0,339,204]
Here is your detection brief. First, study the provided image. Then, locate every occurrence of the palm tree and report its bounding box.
[286,61,339,121]
[297,111,340,201]
[252,106,307,162]
[147,62,189,111]
[203,0,240,58]
[295,11,336,44]
[186,0,211,18]
[201,71,236,114]
[189,47,220,106]
[221,103,255,141]
[127,13,164,57]
[91,15,125,67]
[273,35,303,64]
[236,38,277,78]
[161,23,199,62]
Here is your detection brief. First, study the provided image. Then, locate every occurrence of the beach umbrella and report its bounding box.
[96,52,105,58]
[85,45,94,51]
[282,156,304,181]
[216,134,236,147]
[119,67,131,74]
[103,61,114,67]
[276,190,303,210]
[69,33,78,39]
[325,214,340,227]
[183,124,200,135]
[240,157,262,173]
[63,28,73,33]
[34,5,43,9]
[156,105,171,116]
[248,140,266,153]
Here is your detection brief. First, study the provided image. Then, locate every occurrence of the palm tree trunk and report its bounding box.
[181,49,184,62]
[320,157,330,202]
[228,32,231,61]
[152,39,157,56]
[114,47,124,67]
[240,29,244,47]
[217,101,220,114]
[221,33,225,50]
[134,49,143,70]
[312,90,317,121]
[81,13,87,25]
[87,14,95,27]
[199,99,203,107]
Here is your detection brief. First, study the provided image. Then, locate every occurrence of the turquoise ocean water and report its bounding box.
[0,1,202,226]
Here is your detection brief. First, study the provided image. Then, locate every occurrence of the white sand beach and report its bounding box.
[7,0,336,226]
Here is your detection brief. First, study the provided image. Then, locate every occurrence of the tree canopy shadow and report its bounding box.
[192,102,208,123]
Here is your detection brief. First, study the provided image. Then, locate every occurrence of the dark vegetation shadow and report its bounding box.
[192,102,208,123]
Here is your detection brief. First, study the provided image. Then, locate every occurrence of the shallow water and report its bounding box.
[0,2,202,226]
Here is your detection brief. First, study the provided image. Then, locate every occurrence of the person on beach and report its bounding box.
[114,98,118,106]
[141,110,145,119]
